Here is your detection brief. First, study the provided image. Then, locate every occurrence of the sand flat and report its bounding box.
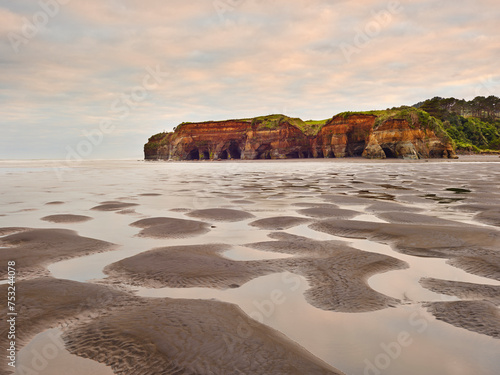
[104,244,279,289]
[475,210,500,227]
[91,202,139,211]
[41,214,93,223]
[248,233,408,312]
[130,217,211,238]
[374,211,464,226]
[63,298,344,375]
[186,208,255,222]
[296,207,360,219]
[249,216,312,230]
[310,219,500,281]
[3,277,343,374]
[425,301,500,339]
[2,159,500,374]
[0,228,116,278]
[420,278,500,304]
[0,278,129,374]
[105,232,408,312]
[365,201,424,213]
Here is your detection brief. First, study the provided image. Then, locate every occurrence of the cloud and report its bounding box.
[0,0,499,158]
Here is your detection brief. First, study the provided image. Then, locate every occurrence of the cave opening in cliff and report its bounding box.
[220,150,228,160]
[326,150,335,158]
[302,151,314,158]
[202,151,210,160]
[228,142,241,159]
[286,151,300,159]
[255,144,272,159]
[381,146,396,158]
[187,149,200,160]
[348,144,366,157]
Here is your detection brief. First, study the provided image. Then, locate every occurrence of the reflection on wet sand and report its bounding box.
[1,158,500,374]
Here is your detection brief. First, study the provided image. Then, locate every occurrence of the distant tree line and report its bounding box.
[413,96,500,152]
[414,96,500,120]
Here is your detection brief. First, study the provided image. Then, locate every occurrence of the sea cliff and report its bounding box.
[145,108,457,160]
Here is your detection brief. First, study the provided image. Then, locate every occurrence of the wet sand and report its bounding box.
[310,219,500,281]
[249,216,312,230]
[0,278,130,374]
[91,201,139,212]
[63,298,342,375]
[0,228,116,278]
[0,277,342,374]
[186,208,256,221]
[104,243,279,289]
[130,217,211,238]
[425,301,500,339]
[1,158,500,374]
[420,278,500,305]
[105,235,408,312]
[41,214,93,223]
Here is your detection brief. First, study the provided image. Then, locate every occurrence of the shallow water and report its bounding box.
[14,328,114,375]
[2,158,500,374]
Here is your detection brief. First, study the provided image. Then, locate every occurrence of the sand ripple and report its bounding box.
[310,219,500,281]
[104,244,278,289]
[63,298,343,375]
[91,202,139,211]
[425,301,500,339]
[249,233,408,312]
[186,208,255,222]
[105,231,408,313]
[475,210,500,227]
[0,228,116,278]
[41,214,93,223]
[420,278,500,305]
[249,216,312,230]
[130,217,210,238]
[297,207,360,219]
[0,278,129,374]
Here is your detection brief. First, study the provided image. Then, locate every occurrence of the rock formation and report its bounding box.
[145,108,457,160]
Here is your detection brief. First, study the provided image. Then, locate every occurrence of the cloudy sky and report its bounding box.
[1,0,499,159]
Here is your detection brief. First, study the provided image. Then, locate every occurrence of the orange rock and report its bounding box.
[145,113,457,160]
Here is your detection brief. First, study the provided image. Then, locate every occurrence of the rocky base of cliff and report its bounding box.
[145,109,457,161]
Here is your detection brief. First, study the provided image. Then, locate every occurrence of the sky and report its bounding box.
[1,0,499,159]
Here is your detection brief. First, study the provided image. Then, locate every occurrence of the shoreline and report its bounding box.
[144,154,500,163]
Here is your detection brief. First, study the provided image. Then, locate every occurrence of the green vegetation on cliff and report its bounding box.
[337,107,451,141]
[146,96,500,156]
[144,132,169,155]
[414,96,500,152]
[252,114,325,136]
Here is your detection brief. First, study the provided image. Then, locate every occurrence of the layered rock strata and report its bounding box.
[145,111,457,160]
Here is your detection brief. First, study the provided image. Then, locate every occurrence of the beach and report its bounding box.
[1,157,499,374]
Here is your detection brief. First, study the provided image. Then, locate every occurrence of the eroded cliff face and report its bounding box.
[312,115,376,158]
[362,118,456,159]
[145,112,457,160]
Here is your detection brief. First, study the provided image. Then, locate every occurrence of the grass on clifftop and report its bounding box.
[152,108,451,143]
[252,114,328,136]
[338,107,451,141]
